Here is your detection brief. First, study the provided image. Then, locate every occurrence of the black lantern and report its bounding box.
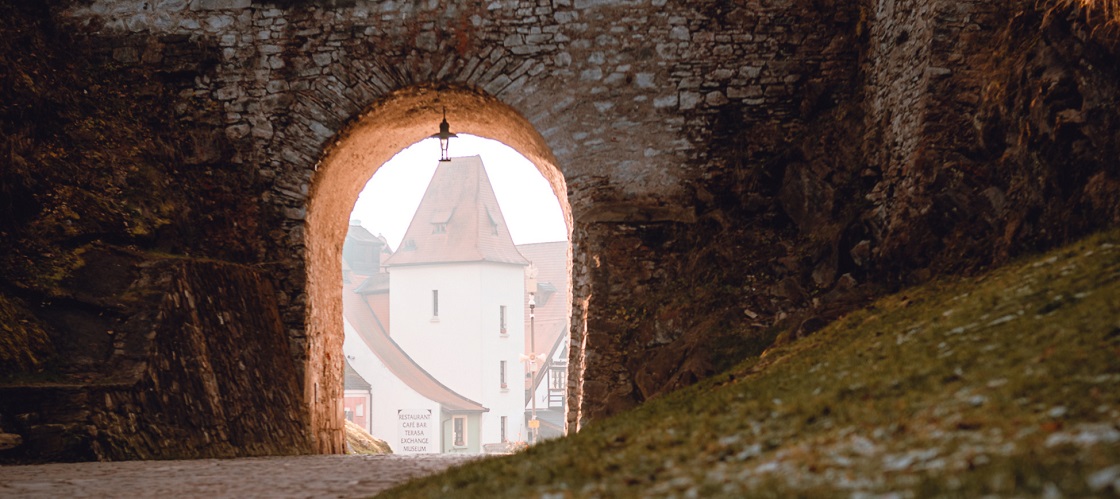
[430,108,457,162]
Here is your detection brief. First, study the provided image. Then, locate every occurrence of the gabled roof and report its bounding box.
[344,359,372,391]
[517,241,571,357]
[384,156,529,267]
[344,223,389,274]
[354,272,390,295]
[346,222,382,243]
[343,283,487,413]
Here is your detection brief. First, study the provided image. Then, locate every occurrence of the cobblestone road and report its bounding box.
[0,454,480,498]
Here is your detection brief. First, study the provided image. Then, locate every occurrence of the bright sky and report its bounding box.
[349,134,568,251]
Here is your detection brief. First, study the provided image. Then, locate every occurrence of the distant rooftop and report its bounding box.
[384,156,529,267]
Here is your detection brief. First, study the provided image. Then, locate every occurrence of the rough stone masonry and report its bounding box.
[1,0,1116,460]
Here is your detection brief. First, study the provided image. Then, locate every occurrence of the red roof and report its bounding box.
[344,282,487,413]
[518,241,570,356]
[384,156,529,267]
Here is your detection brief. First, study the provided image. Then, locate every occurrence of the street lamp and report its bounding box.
[523,264,540,445]
[430,108,457,162]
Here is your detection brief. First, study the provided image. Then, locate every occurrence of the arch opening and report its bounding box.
[342,134,570,452]
[306,84,575,452]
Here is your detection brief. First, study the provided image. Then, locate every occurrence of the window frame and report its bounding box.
[499,305,507,335]
[452,415,467,447]
[500,360,508,389]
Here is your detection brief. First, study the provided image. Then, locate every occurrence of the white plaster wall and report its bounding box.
[343,319,441,454]
[479,263,529,445]
[389,261,527,446]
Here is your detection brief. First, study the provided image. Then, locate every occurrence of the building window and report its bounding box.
[550,368,566,390]
[499,305,507,335]
[432,290,439,318]
[501,416,508,442]
[453,416,466,447]
[500,360,508,389]
[432,223,447,234]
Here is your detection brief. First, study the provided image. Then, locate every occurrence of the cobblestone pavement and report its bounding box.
[0,454,481,498]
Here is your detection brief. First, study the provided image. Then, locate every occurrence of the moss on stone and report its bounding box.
[383,228,1120,497]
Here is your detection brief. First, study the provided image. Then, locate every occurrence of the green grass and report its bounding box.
[381,229,1120,497]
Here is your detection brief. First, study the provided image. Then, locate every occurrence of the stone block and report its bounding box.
[678,91,701,110]
[653,94,678,109]
[205,15,234,31]
[157,0,190,11]
[191,0,251,11]
[225,123,250,139]
[214,85,241,100]
[580,67,603,81]
[251,123,275,140]
[309,121,333,140]
[705,90,728,106]
[312,52,333,67]
[635,72,656,89]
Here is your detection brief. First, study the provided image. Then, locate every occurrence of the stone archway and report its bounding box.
[47,0,872,461]
[304,84,574,452]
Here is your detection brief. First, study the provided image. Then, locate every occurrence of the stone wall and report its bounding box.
[50,0,864,442]
[861,0,1002,274]
[861,0,1120,277]
[1,0,1116,461]
[0,249,310,462]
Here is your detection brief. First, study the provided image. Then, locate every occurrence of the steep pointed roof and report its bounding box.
[384,155,529,267]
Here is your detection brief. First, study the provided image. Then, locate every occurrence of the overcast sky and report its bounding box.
[349,135,568,251]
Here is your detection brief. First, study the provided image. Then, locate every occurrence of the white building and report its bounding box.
[342,305,486,454]
[343,155,534,452]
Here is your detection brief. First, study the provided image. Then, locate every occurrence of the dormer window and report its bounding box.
[430,210,453,235]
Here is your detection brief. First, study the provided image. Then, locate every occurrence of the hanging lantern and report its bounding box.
[430,108,457,162]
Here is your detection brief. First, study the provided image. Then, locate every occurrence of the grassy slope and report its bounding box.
[383,229,1120,497]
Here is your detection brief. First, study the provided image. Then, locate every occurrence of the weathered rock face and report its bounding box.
[0,247,311,462]
[0,0,1117,461]
[860,0,1120,279]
